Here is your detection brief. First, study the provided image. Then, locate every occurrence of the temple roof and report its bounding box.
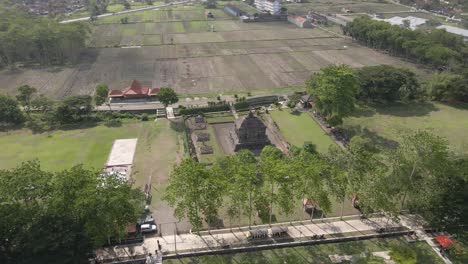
[108,80,159,98]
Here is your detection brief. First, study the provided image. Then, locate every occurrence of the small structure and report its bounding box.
[108,80,160,100]
[435,236,454,249]
[195,132,210,142]
[206,11,214,18]
[229,111,270,151]
[199,145,214,154]
[288,15,313,28]
[306,11,328,24]
[299,94,314,108]
[195,115,205,124]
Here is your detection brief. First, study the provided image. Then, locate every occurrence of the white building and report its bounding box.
[255,0,281,15]
[373,16,427,30]
[437,25,468,41]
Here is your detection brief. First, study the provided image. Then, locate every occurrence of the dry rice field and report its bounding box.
[0,6,419,98]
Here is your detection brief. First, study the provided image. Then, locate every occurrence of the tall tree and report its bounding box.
[307,65,359,126]
[258,146,285,224]
[0,161,144,264]
[158,87,179,108]
[16,85,37,113]
[94,83,109,106]
[0,94,24,125]
[53,95,93,124]
[163,158,225,232]
[425,72,468,102]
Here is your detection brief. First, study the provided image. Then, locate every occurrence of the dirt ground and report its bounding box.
[0,18,421,98]
[131,119,191,235]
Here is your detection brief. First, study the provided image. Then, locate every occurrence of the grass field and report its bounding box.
[343,102,468,154]
[270,110,336,153]
[165,237,443,264]
[0,121,152,171]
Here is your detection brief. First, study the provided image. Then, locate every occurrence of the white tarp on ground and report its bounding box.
[106,139,138,166]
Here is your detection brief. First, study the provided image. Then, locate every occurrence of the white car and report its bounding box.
[141,224,157,233]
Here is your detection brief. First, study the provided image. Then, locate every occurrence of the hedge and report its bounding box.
[180,104,230,115]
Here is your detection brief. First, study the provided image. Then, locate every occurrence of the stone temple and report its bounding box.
[229,112,270,151]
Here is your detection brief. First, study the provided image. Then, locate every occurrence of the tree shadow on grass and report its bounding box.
[344,125,399,150]
[374,102,438,117]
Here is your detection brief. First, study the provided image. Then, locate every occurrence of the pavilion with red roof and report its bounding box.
[108,80,160,100]
[435,235,454,249]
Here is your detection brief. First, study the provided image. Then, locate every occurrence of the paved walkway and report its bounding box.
[399,215,452,264]
[95,216,402,261]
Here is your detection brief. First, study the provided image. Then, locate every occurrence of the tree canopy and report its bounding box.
[343,16,467,70]
[158,87,179,108]
[0,161,144,264]
[425,72,468,102]
[0,94,24,125]
[53,95,93,124]
[95,84,109,106]
[0,8,90,67]
[357,65,420,102]
[306,65,359,126]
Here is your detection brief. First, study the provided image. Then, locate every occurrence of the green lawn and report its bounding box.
[165,237,443,264]
[0,121,156,171]
[197,125,223,164]
[343,102,468,154]
[270,110,336,153]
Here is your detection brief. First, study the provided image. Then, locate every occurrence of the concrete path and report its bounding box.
[95,216,402,261]
[399,215,452,264]
[166,107,175,119]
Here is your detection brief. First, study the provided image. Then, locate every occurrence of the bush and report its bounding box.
[140,113,149,121]
[234,101,249,110]
[389,244,417,264]
[104,118,122,127]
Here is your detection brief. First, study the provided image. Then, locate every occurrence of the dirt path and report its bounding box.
[131,120,191,235]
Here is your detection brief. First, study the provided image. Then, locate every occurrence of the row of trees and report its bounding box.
[164,133,468,233]
[343,16,467,70]
[0,8,90,67]
[0,161,145,264]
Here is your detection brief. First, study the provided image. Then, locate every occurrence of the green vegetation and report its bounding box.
[343,102,468,154]
[0,94,24,125]
[343,16,467,71]
[0,120,153,171]
[165,238,443,264]
[0,8,89,67]
[158,87,179,108]
[270,110,335,153]
[307,65,359,125]
[197,125,223,164]
[0,160,145,263]
[94,84,109,106]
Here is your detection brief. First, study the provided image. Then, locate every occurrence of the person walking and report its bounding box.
[157,240,162,252]
[145,253,156,264]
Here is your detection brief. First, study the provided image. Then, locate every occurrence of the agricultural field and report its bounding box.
[165,237,443,264]
[0,4,422,99]
[270,110,336,153]
[343,102,468,155]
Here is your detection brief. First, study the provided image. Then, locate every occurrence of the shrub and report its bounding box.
[234,101,249,110]
[389,244,417,264]
[140,113,149,121]
[104,118,122,127]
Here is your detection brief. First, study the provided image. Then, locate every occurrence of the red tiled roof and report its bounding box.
[108,80,158,98]
[149,88,160,95]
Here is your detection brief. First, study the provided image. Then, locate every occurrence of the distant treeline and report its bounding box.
[343,16,468,71]
[0,8,90,67]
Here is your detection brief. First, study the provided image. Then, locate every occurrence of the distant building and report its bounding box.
[108,80,160,100]
[288,16,313,28]
[255,0,281,15]
[373,16,427,30]
[437,25,468,41]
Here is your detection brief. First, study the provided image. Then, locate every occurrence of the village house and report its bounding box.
[288,15,313,28]
[108,80,160,101]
